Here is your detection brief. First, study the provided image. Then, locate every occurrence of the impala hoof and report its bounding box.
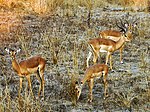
[41,97,44,101]
[88,99,92,103]
[35,96,39,100]
[121,61,124,64]
[111,69,115,72]
[104,94,109,99]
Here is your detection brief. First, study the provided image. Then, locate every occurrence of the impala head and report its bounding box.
[5,47,21,59]
[116,18,138,41]
[75,81,83,101]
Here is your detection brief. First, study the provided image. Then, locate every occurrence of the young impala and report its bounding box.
[75,64,109,103]
[99,18,138,64]
[87,19,137,70]
[5,48,46,98]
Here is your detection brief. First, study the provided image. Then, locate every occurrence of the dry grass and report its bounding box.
[0,87,51,111]
[0,0,64,14]
[0,0,149,14]
[67,74,79,106]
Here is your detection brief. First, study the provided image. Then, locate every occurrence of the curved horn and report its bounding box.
[133,18,139,24]
[124,19,129,25]
[119,18,126,28]
[5,47,10,53]
[116,18,126,33]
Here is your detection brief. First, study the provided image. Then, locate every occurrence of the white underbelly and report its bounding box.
[100,45,109,52]
[27,67,38,73]
[92,72,102,78]
[107,36,119,42]
[100,49,107,52]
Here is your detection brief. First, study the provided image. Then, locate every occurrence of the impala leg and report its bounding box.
[41,70,45,97]
[36,68,42,97]
[109,54,113,70]
[103,73,108,99]
[93,50,99,65]
[19,77,23,98]
[106,52,110,65]
[26,75,34,97]
[120,45,124,64]
[88,79,94,103]
[87,52,92,68]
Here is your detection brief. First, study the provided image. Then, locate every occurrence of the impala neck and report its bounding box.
[11,57,21,74]
[81,72,91,86]
[126,32,132,40]
[115,35,126,50]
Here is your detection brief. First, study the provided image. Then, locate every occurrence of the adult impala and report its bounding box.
[75,64,108,103]
[99,18,138,64]
[5,48,46,98]
[87,19,137,70]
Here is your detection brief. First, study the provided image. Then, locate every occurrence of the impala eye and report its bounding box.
[75,81,79,84]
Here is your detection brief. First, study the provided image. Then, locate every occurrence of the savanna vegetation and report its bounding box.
[0,0,149,111]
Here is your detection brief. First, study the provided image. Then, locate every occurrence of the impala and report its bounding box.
[99,18,138,64]
[5,48,46,98]
[86,19,137,70]
[75,64,109,103]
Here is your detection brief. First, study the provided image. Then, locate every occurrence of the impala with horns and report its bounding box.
[87,23,133,70]
[99,18,138,64]
[5,47,46,98]
[75,64,109,103]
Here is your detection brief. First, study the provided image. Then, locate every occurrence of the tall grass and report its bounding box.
[0,0,63,14]
[0,0,149,14]
[0,87,51,111]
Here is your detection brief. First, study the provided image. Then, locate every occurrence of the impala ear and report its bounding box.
[124,23,128,28]
[122,30,125,34]
[16,48,21,53]
[4,47,10,53]
[133,23,137,27]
